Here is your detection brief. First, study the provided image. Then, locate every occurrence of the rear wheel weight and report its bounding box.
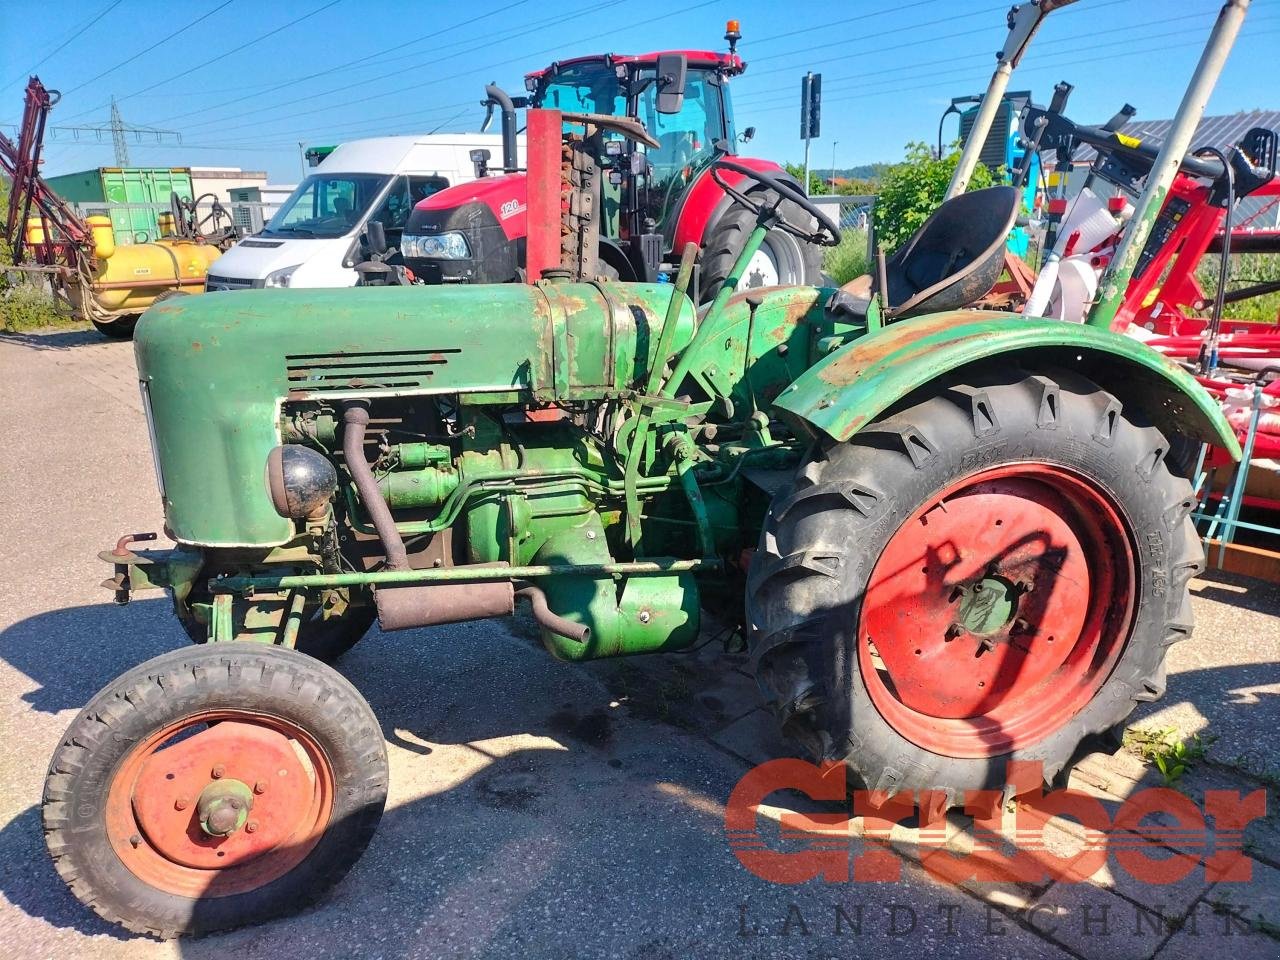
[746,370,1203,800]
[42,642,388,938]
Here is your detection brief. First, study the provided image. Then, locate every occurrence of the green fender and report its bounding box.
[772,311,1241,459]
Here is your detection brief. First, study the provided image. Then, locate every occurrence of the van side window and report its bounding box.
[409,176,449,205]
[370,177,412,230]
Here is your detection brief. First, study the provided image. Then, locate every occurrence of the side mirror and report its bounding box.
[366,220,388,256]
[740,126,756,143]
[470,147,491,179]
[655,53,687,115]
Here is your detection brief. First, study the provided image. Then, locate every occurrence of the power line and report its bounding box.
[151,0,532,127]
[178,0,716,142]
[739,29,1280,123]
[58,0,344,123]
[63,0,238,95]
[733,9,1231,109]
[4,0,126,86]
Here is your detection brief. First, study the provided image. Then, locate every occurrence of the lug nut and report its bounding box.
[1012,617,1031,633]
[638,610,651,623]
[945,623,964,641]
[175,796,191,811]
[253,780,267,795]
[245,821,259,834]
[129,833,142,848]
[211,764,225,779]
[1017,580,1034,594]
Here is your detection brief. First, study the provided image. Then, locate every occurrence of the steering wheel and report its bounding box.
[710,158,841,247]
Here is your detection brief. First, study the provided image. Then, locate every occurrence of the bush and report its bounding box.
[872,142,996,254]
[0,282,73,332]
[1196,252,1280,323]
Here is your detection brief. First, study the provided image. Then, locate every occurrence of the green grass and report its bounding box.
[823,228,870,286]
[1195,252,1280,323]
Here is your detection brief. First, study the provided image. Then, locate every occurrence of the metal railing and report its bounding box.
[67,200,277,243]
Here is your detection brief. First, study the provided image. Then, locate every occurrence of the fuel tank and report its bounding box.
[135,281,696,547]
[71,236,221,316]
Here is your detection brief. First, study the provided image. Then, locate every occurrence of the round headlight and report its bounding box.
[266,445,338,519]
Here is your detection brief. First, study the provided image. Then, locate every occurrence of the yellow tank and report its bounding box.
[86,215,115,260]
[25,216,45,245]
[70,238,222,316]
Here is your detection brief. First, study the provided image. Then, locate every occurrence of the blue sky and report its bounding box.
[2,0,1274,184]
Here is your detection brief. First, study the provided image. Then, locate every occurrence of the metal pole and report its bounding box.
[803,136,811,197]
[1087,0,1251,329]
[830,140,838,193]
[945,0,1079,201]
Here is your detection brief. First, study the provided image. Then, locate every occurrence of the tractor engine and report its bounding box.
[131,279,763,660]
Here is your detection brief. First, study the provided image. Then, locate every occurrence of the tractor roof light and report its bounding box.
[725,19,741,54]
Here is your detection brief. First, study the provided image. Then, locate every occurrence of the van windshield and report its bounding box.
[263,173,390,239]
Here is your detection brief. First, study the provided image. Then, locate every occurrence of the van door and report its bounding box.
[368,175,449,254]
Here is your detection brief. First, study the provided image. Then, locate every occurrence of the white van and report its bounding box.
[205,134,525,290]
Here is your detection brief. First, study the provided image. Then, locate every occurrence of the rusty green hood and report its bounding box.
[134,282,692,547]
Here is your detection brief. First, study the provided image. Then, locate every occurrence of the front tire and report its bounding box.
[91,315,137,339]
[43,642,388,938]
[699,190,823,302]
[747,369,1203,801]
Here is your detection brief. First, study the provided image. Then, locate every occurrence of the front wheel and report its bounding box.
[43,642,388,938]
[699,191,823,302]
[747,369,1203,802]
[91,315,137,339]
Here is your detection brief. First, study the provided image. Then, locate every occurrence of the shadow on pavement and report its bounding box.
[0,597,183,713]
[0,328,103,351]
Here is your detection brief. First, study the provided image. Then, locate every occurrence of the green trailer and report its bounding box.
[44,166,194,243]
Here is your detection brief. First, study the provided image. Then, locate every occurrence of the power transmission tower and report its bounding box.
[110,97,130,166]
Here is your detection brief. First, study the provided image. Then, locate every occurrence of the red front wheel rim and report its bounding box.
[857,463,1137,758]
[104,710,335,898]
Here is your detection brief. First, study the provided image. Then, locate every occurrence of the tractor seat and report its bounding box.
[828,186,1020,322]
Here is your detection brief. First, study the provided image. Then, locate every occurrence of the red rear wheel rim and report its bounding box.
[104,711,335,898]
[857,463,1136,758]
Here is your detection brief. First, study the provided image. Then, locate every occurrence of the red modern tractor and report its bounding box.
[399,22,823,301]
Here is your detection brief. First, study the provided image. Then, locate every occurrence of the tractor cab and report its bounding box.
[527,49,740,243]
[401,22,823,298]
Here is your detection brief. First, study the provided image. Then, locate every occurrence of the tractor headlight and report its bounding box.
[402,232,470,260]
[266,445,338,519]
[264,264,300,288]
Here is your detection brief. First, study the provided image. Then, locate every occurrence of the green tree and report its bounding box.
[783,162,829,196]
[872,142,995,253]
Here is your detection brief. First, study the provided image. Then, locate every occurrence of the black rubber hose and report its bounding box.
[1197,146,1235,374]
[516,586,591,643]
[343,402,409,571]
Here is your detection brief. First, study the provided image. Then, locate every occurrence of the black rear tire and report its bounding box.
[746,369,1202,802]
[43,642,388,938]
[91,315,137,339]
[699,190,823,303]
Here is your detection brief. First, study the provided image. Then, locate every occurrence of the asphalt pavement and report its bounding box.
[1,326,1278,959]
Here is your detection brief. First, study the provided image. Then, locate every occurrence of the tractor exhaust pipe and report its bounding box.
[485,83,519,173]
[342,402,409,571]
[376,572,514,631]
[517,585,591,644]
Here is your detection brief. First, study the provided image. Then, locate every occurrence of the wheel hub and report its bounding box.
[118,719,324,879]
[197,778,254,837]
[858,464,1136,757]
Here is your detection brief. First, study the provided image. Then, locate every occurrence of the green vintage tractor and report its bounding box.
[46,159,1237,936]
